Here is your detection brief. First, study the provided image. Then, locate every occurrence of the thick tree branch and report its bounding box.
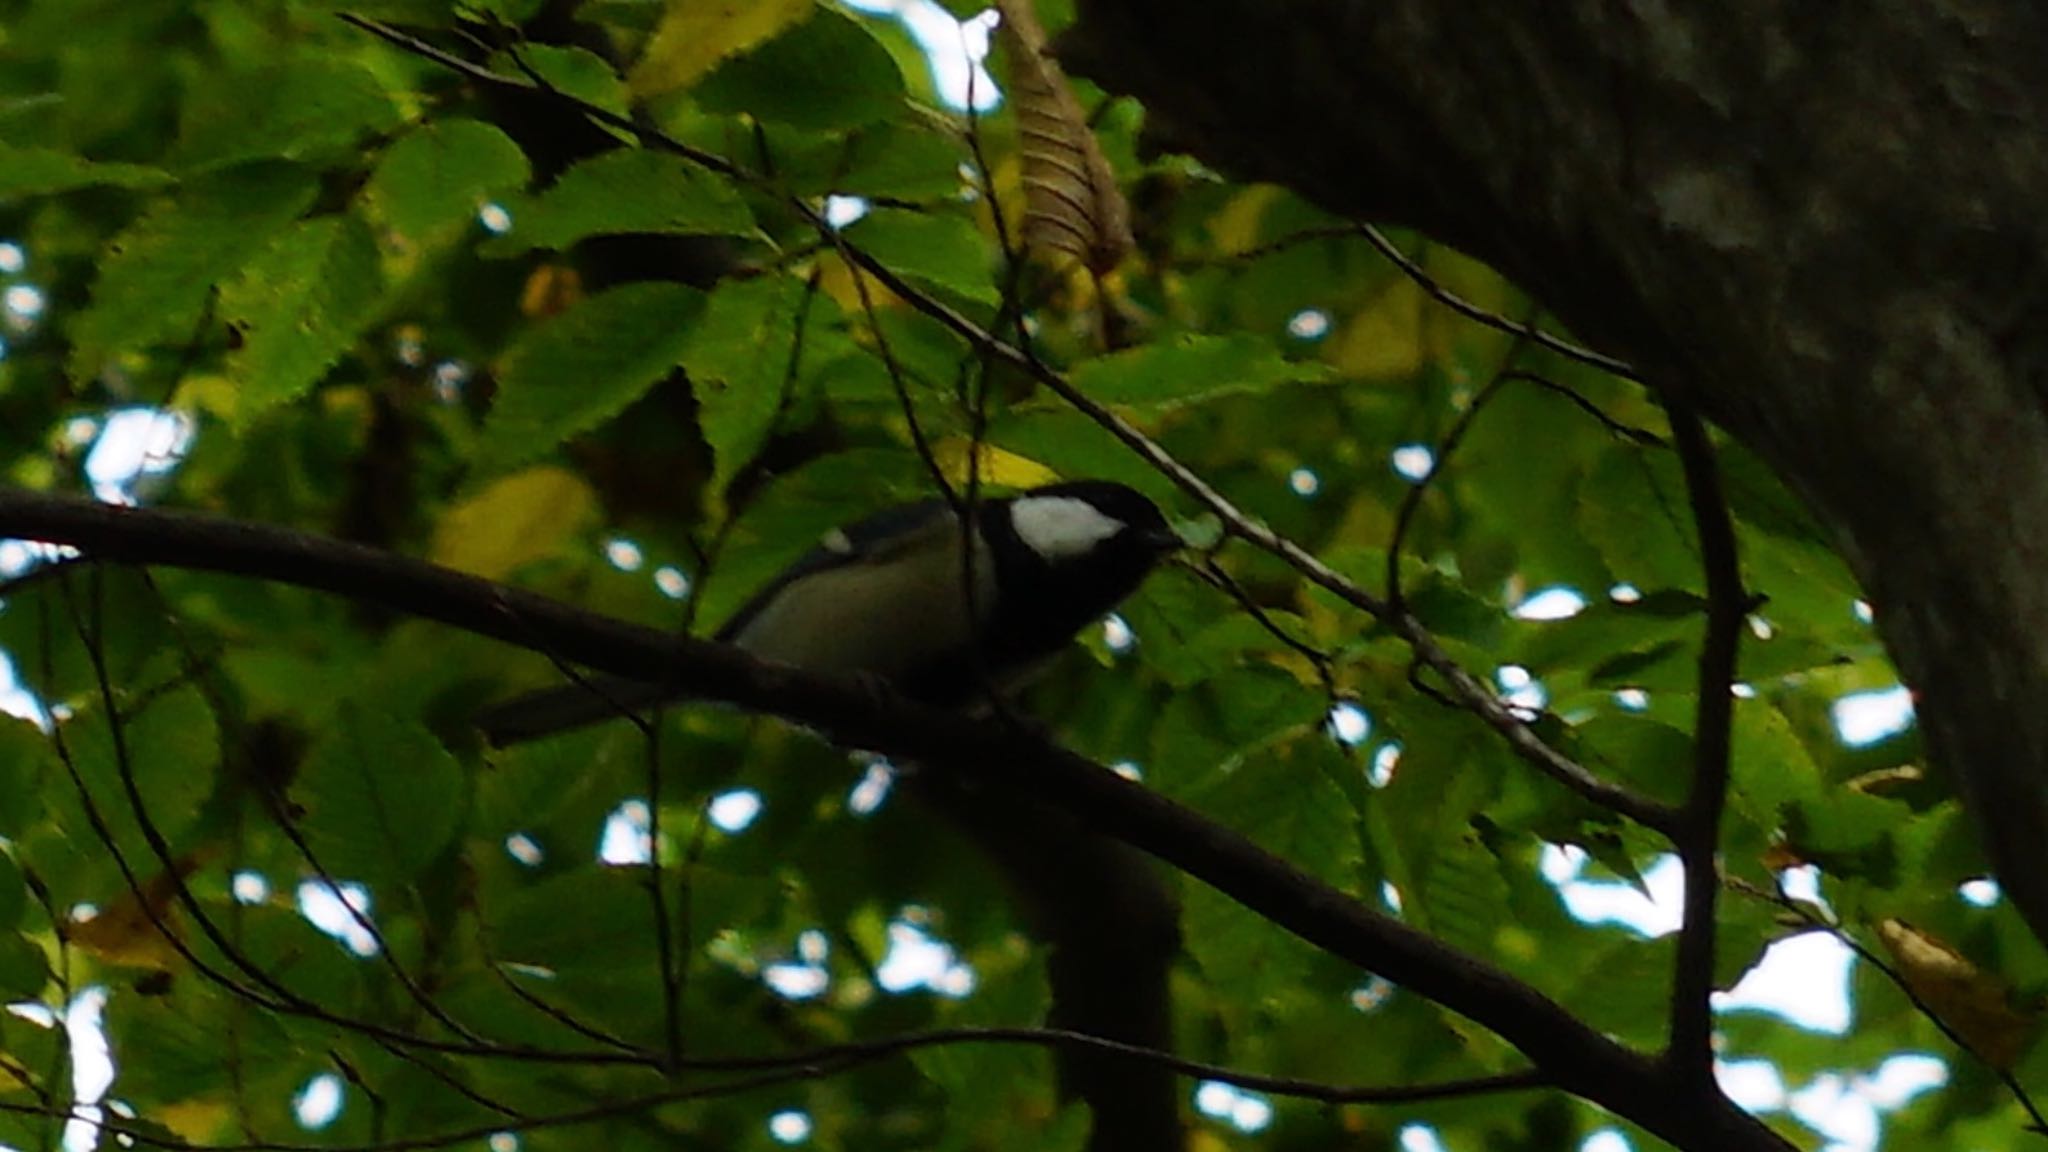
[0,489,1791,1150]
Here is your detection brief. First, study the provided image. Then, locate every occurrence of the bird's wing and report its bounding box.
[478,498,976,746]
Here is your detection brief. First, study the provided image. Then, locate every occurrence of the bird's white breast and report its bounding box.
[728,528,997,676]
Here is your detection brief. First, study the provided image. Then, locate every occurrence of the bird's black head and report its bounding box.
[981,480,1178,645]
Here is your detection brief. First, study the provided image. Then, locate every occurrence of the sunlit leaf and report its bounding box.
[69,164,319,381]
[362,118,531,254]
[431,467,600,579]
[0,143,171,197]
[681,274,811,503]
[482,148,756,256]
[693,7,904,129]
[842,208,998,305]
[479,280,705,472]
[630,0,815,98]
[1070,332,1326,410]
[219,213,385,427]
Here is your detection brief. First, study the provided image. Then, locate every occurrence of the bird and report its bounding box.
[476,479,1179,745]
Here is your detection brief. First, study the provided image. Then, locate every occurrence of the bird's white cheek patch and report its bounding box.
[1010,496,1124,560]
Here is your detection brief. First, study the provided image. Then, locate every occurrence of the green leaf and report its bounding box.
[175,61,401,172]
[291,704,464,883]
[503,45,631,120]
[0,142,171,197]
[681,274,811,501]
[69,163,320,381]
[478,281,704,473]
[1417,826,1514,958]
[0,849,26,933]
[1070,333,1325,410]
[695,7,905,130]
[1729,702,1826,826]
[219,213,385,427]
[0,934,48,1001]
[0,721,50,840]
[1577,448,1702,592]
[363,118,531,252]
[485,866,658,974]
[482,149,755,256]
[57,687,221,863]
[843,207,996,305]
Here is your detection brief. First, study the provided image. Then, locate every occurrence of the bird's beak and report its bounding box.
[1144,525,1183,554]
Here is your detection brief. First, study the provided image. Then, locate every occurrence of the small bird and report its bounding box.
[477,479,1179,744]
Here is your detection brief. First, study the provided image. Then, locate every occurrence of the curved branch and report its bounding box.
[0,488,1789,1149]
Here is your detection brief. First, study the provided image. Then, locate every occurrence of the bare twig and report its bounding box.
[1352,223,1639,380]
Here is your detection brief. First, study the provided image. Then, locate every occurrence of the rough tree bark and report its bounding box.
[1065,1,2048,947]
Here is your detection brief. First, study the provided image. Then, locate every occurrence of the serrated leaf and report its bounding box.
[61,688,220,860]
[1567,714,1692,808]
[69,164,319,381]
[291,704,463,882]
[431,467,599,580]
[0,143,170,197]
[1784,789,1911,887]
[479,281,704,473]
[843,208,995,304]
[363,119,531,253]
[1730,702,1825,826]
[681,275,809,501]
[482,149,755,257]
[1512,592,1703,678]
[630,0,816,98]
[175,61,400,172]
[694,7,903,130]
[1417,828,1513,957]
[510,45,631,120]
[1578,448,1702,592]
[219,214,384,426]
[1070,333,1324,410]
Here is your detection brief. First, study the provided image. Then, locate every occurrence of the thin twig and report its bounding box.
[1353,223,1638,379]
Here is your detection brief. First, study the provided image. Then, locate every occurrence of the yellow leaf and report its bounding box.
[432,467,599,580]
[631,0,815,99]
[931,440,1060,490]
[1329,278,1425,380]
[1205,186,1283,256]
[1876,917,2041,1069]
[156,1097,234,1142]
[68,861,197,972]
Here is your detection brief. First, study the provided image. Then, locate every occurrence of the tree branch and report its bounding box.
[1664,406,1748,1083]
[0,487,1791,1149]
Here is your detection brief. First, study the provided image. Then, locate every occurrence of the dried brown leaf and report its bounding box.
[994,0,1133,275]
[1875,917,2041,1069]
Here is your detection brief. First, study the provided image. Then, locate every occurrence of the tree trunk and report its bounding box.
[1065,0,2048,946]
